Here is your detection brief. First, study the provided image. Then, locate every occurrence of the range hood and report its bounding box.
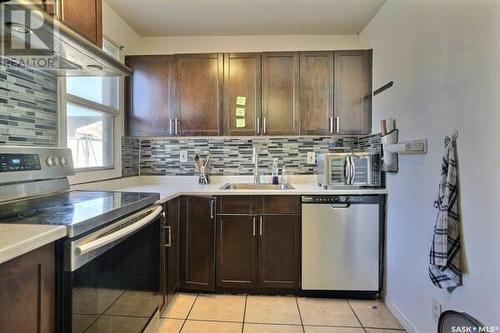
[1,0,132,76]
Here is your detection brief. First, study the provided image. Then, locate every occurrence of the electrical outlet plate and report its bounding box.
[180,151,188,163]
[307,152,316,165]
[432,299,442,322]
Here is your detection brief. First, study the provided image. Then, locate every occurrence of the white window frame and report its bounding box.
[58,38,124,185]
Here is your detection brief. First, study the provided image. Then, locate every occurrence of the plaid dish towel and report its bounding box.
[429,135,462,291]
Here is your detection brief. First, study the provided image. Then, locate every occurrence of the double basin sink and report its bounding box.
[220,183,295,190]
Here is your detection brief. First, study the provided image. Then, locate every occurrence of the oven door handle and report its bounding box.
[75,205,163,256]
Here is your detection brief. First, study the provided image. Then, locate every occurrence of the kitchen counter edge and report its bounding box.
[0,224,67,265]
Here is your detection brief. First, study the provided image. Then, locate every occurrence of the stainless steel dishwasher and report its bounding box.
[301,195,383,298]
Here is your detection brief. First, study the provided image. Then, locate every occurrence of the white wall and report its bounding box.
[129,34,361,55]
[102,2,142,54]
[360,1,500,332]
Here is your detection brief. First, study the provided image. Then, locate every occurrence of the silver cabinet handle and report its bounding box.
[256,117,260,134]
[174,118,179,135]
[164,225,172,247]
[169,119,173,135]
[263,117,267,134]
[329,117,334,133]
[259,216,263,236]
[210,199,215,219]
[252,217,256,237]
[335,116,340,133]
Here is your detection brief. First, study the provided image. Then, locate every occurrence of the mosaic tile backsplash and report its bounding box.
[0,67,58,146]
[122,137,141,177]
[122,136,361,176]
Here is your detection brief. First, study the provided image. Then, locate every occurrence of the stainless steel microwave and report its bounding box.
[317,152,381,188]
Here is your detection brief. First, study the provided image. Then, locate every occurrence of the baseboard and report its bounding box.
[384,296,420,333]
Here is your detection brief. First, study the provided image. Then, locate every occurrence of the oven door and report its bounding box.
[61,205,164,333]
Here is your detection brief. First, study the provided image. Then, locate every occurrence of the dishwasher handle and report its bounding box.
[328,203,351,209]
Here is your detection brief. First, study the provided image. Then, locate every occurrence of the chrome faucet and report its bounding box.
[252,146,260,184]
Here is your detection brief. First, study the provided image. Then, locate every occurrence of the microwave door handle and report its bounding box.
[350,156,356,184]
[343,157,349,184]
[75,206,163,256]
[346,156,353,185]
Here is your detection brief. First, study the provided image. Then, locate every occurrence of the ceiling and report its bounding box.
[105,0,387,36]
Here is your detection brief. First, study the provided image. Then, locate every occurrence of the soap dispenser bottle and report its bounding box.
[272,158,279,185]
[281,165,288,185]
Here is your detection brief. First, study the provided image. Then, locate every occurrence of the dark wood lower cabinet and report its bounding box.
[165,197,180,305]
[180,196,216,292]
[216,215,257,290]
[214,196,301,293]
[0,243,56,333]
[257,215,300,290]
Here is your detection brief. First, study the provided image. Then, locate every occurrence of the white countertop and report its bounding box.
[73,175,387,203]
[0,224,67,265]
[0,175,385,264]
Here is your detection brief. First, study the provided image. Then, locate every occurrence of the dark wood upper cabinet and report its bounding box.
[180,196,216,292]
[223,53,262,136]
[176,54,223,136]
[257,214,300,290]
[299,52,334,135]
[262,52,300,135]
[0,243,56,333]
[123,50,372,137]
[334,50,373,135]
[32,0,57,16]
[125,55,176,137]
[216,215,257,290]
[59,0,103,48]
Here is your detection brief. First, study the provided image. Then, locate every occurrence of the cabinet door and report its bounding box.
[257,215,300,290]
[125,55,176,136]
[216,215,257,290]
[334,50,372,134]
[60,0,102,47]
[180,196,216,292]
[176,54,223,136]
[0,243,55,333]
[30,0,57,16]
[165,197,180,304]
[262,52,300,135]
[299,52,334,135]
[223,53,262,136]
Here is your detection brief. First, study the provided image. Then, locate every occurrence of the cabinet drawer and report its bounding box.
[218,196,254,214]
[262,196,300,215]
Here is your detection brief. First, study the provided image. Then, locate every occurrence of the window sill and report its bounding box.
[69,167,121,186]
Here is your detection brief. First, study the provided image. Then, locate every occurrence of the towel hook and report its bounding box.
[452,129,458,140]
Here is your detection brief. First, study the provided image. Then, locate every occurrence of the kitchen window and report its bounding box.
[59,39,124,182]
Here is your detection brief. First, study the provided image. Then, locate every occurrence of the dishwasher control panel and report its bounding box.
[301,195,376,204]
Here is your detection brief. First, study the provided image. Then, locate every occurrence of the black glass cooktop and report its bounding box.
[0,190,160,238]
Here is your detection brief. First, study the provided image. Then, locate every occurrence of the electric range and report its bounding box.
[0,147,164,333]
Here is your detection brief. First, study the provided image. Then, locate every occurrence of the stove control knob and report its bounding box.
[59,156,68,167]
[46,156,58,167]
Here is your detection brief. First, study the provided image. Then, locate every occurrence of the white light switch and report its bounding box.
[180,151,188,163]
[307,152,316,165]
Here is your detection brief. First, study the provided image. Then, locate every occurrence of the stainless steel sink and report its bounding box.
[219,183,295,190]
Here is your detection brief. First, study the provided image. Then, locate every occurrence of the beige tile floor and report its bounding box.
[160,293,406,333]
